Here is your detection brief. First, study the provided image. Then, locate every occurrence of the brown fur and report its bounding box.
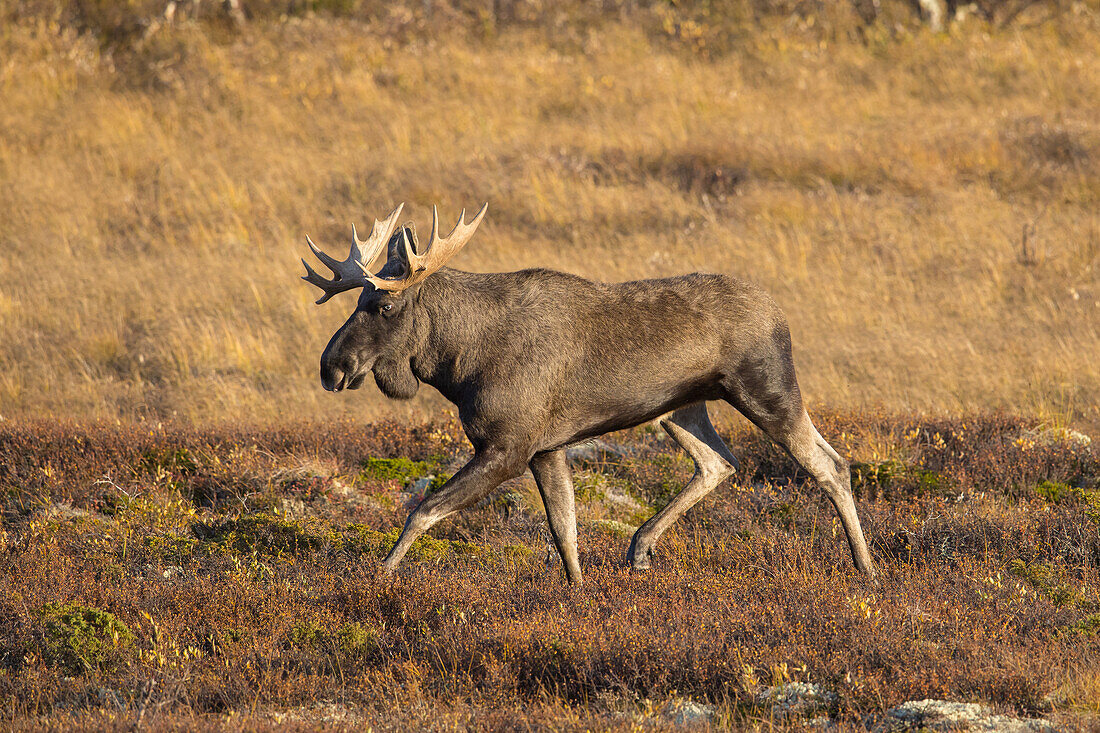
[315,233,876,583]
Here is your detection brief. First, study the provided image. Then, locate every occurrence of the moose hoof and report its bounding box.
[626,538,654,571]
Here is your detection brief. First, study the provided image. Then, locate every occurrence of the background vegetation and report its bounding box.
[1,0,1097,429]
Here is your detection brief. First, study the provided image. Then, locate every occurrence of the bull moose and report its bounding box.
[302,203,876,583]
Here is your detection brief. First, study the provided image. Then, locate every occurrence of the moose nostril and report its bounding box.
[321,364,344,392]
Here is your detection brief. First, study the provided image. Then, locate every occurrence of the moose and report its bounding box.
[302,203,876,583]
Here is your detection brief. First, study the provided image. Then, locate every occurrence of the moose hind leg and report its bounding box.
[720,324,875,577]
[782,411,876,577]
[627,403,738,570]
[530,449,583,584]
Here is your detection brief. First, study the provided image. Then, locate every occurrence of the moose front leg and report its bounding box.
[381,445,527,575]
[529,449,582,584]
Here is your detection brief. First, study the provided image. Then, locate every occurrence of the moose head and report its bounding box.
[302,203,487,396]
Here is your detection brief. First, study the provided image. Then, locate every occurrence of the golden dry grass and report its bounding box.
[0,6,1098,429]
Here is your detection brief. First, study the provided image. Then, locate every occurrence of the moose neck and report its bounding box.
[407,268,495,406]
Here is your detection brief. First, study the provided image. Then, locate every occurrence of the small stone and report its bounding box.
[327,479,380,511]
[757,682,838,716]
[1021,427,1092,448]
[280,497,308,517]
[883,699,1056,732]
[667,699,718,727]
[589,519,638,538]
[566,439,631,466]
[408,476,435,494]
[35,503,89,522]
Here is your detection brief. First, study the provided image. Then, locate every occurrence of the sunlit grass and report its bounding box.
[0,6,1098,430]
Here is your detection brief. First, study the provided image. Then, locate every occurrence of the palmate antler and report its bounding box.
[302,203,488,302]
[301,203,404,304]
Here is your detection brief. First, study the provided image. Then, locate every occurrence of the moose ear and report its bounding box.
[377,224,418,279]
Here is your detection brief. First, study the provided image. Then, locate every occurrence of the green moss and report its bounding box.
[768,501,797,529]
[359,456,436,484]
[1036,480,1079,503]
[288,621,378,657]
[590,519,638,538]
[916,469,945,494]
[343,525,442,561]
[1008,559,1079,608]
[1034,481,1100,526]
[335,622,378,656]
[37,603,135,675]
[144,532,199,560]
[645,454,693,508]
[426,473,451,494]
[1008,558,1052,587]
[140,446,199,476]
[575,473,608,502]
[289,621,325,647]
[343,524,518,565]
[192,513,338,558]
[1064,614,1100,637]
[851,460,947,498]
[851,460,905,493]
[501,543,534,559]
[221,628,244,644]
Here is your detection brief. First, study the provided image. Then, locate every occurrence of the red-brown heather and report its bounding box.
[1,412,1098,729]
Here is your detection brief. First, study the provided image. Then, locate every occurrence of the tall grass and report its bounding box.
[0,4,1098,428]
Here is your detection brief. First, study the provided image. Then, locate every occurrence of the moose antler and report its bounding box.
[302,203,488,302]
[368,203,488,292]
[301,203,404,304]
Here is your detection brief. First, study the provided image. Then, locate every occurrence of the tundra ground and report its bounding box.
[0,413,1097,730]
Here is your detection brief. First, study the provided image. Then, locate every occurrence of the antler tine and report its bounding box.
[429,202,488,258]
[301,258,334,304]
[305,235,345,274]
[357,203,405,273]
[401,227,425,274]
[301,203,405,304]
[367,203,488,292]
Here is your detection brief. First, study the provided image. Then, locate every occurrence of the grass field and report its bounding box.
[1,1,1098,428]
[1,1,1099,730]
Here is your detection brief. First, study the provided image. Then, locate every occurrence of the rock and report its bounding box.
[93,686,125,710]
[1020,427,1092,449]
[566,439,631,466]
[327,479,382,511]
[666,699,718,727]
[757,682,838,716]
[408,476,435,495]
[603,483,644,511]
[35,502,91,522]
[279,497,308,517]
[589,519,638,538]
[881,699,1056,732]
